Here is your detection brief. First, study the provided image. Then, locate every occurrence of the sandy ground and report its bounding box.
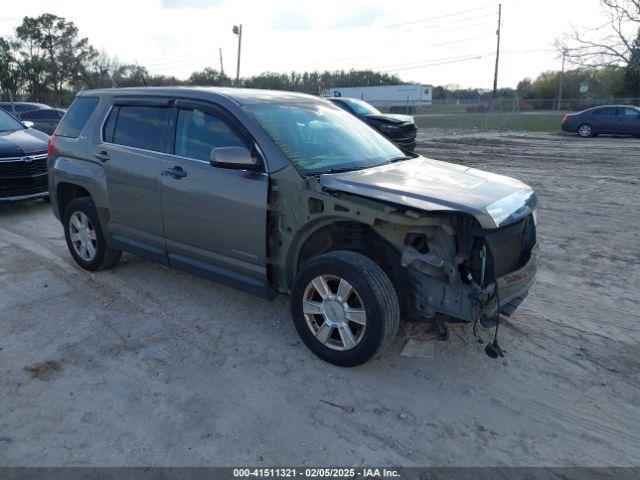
[0,131,638,467]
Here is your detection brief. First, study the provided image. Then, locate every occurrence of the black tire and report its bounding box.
[578,123,594,138]
[290,250,400,367]
[63,197,121,271]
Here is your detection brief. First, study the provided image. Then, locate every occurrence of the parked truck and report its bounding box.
[323,84,432,113]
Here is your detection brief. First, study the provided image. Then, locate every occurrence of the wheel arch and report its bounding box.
[50,157,110,226]
[56,182,91,219]
[285,218,408,306]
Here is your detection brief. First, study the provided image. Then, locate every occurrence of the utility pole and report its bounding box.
[219,47,225,76]
[492,3,502,100]
[558,49,566,111]
[232,24,243,85]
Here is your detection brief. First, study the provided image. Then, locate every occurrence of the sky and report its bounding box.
[0,0,609,89]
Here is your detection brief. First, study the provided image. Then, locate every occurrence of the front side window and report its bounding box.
[622,107,639,117]
[108,105,167,152]
[245,102,406,175]
[0,108,26,132]
[174,108,248,161]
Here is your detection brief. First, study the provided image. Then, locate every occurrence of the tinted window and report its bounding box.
[593,107,617,116]
[341,99,381,116]
[622,107,639,117]
[56,97,99,137]
[111,106,167,152]
[174,108,248,161]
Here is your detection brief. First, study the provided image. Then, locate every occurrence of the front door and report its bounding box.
[619,107,640,135]
[159,101,269,296]
[98,101,170,263]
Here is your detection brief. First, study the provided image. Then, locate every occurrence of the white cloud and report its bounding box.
[330,3,390,29]
[268,10,314,31]
[160,0,223,8]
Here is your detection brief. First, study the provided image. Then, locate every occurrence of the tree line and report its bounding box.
[1,8,638,108]
[0,13,403,106]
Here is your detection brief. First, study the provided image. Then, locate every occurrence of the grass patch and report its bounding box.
[414,112,565,132]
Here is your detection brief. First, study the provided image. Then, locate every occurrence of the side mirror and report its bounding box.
[210,146,260,170]
[23,120,35,128]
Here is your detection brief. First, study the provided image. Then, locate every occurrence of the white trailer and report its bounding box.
[323,84,432,111]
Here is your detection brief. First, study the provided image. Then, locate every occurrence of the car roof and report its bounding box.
[77,86,326,106]
[586,104,639,111]
[0,102,50,108]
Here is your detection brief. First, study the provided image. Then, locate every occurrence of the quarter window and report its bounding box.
[56,97,99,138]
[107,105,167,152]
[174,108,248,161]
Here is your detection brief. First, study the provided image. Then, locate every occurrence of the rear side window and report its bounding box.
[105,105,167,152]
[593,107,617,116]
[56,97,99,137]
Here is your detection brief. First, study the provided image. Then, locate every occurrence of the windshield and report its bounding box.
[342,98,381,116]
[245,102,406,175]
[0,109,26,132]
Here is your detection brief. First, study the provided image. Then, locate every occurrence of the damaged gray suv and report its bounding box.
[49,87,538,366]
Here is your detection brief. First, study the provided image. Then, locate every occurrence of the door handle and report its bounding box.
[162,166,187,179]
[94,151,110,162]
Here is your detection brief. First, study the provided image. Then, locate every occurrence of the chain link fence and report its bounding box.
[2,88,640,135]
[380,97,640,133]
[0,90,74,135]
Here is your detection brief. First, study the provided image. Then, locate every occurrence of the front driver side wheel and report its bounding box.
[290,250,399,367]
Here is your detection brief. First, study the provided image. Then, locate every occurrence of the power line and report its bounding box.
[385,5,493,28]
[379,55,486,72]
[369,53,489,71]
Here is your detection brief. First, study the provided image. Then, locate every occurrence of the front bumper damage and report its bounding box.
[406,244,538,325]
[400,208,538,327]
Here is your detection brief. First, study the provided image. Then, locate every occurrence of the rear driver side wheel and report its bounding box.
[63,197,121,271]
[578,123,594,138]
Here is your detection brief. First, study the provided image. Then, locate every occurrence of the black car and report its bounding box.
[18,108,66,135]
[561,105,640,137]
[0,108,50,201]
[0,102,52,116]
[328,97,417,151]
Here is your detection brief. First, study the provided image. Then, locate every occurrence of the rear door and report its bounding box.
[591,107,619,133]
[98,99,171,263]
[159,100,270,296]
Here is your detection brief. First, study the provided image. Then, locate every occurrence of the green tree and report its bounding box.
[0,37,22,93]
[15,14,96,94]
[624,31,640,94]
[187,67,231,86]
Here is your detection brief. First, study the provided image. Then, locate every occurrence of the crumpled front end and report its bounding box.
[402,212,538,325]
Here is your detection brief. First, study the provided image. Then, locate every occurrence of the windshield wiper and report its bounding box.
[387,155,412,164]
[320,166,371,174]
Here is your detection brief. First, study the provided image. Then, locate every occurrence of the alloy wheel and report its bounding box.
[579,124,592,137]
[69,211,97,261]
[302,274,367,351]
